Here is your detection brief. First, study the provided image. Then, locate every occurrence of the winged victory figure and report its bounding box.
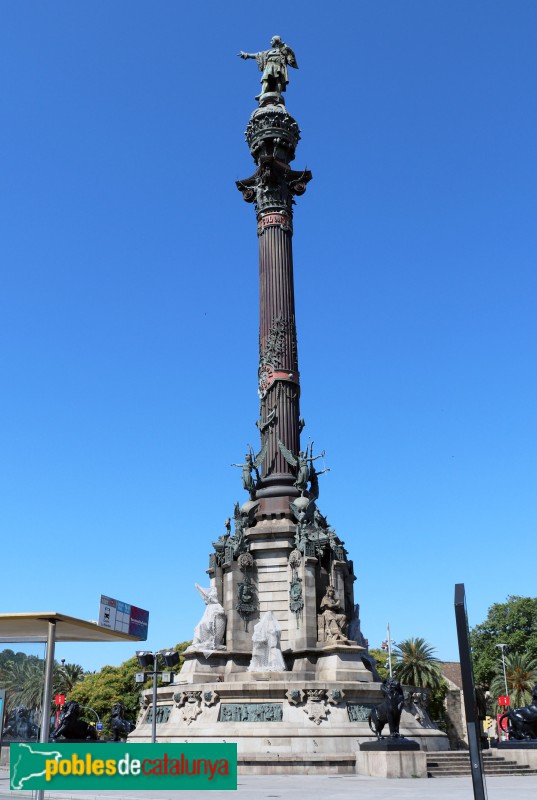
[231,441,268,500]
[277,439,325,495]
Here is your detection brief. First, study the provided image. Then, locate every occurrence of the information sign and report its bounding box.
[55,694,65,706]
[498,695,510,707]
[98,595,149,639]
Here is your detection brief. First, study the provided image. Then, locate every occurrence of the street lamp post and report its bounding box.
[135,650,180,744]
[496,643,509,698]
[78,705,101,726]
[381,624,397,678]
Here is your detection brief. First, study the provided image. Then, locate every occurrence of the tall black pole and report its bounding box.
[454,583,488,800]
[151,653,158,744]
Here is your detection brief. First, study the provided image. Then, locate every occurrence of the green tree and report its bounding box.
[367,648,390,681]
[0,656,64,722]
[1,658,46,711]
[68,656,142,731]
[68,642,190,735]
[0,649,31,672]
[470,596,537,686]
[55,663,86,695]
[393,637,443,690]
[490,651,537,709]
[0,655,87,716]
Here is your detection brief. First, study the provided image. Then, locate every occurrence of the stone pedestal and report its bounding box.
[130,675,449,768]
[491,745,537,770]
[360,738,420,751]
[355,748,427,779]
[495,740,537,749]
[314,646,371,682]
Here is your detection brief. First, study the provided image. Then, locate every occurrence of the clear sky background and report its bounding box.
[1,1,536,672]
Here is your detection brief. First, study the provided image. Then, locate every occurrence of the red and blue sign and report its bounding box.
[98,595,149,640]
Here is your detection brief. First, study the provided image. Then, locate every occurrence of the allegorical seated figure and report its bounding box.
[319,585,348,643]
[186,584,226,656]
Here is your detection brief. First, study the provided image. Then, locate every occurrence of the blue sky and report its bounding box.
[1,1,536,671]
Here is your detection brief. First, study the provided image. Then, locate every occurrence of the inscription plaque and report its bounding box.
[219,703,283,722]
[347,703,375,723]
[143,705,173,725]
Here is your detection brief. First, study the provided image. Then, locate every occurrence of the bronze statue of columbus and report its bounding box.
[238,36,298,97]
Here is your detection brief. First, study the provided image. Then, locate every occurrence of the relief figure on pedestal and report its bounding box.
[237,566,257,628]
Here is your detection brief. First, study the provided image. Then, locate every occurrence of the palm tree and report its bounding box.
[55,663,86,695]
[393,637,442,689]
[2,658,47,712]
[2,658,86,716]
[490,652,537,708]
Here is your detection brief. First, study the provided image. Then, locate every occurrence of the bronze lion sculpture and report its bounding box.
[3,706,39,740]
[109,702,135,741]
[51,701,97,741]
[368,677,405,738]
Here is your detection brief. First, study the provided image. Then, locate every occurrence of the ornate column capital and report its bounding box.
[236,159,312,225]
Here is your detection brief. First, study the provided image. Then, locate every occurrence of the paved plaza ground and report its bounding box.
[2,770,537,800]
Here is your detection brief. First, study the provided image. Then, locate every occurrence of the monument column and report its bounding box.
[237,96,311,515]
[130,37,450,759]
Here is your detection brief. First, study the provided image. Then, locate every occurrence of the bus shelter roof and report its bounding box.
[0,612,144,780]
[0,612,144,643]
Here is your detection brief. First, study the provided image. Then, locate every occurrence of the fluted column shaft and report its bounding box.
[258,224,300,480]
[236,97,311,510]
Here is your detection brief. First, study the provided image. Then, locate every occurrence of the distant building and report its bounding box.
[439,661,468,749]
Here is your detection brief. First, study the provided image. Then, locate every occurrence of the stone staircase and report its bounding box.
[237,753,356,775]
[427,751,537,777]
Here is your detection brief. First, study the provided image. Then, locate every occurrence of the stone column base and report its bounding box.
[314,645,371,682]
